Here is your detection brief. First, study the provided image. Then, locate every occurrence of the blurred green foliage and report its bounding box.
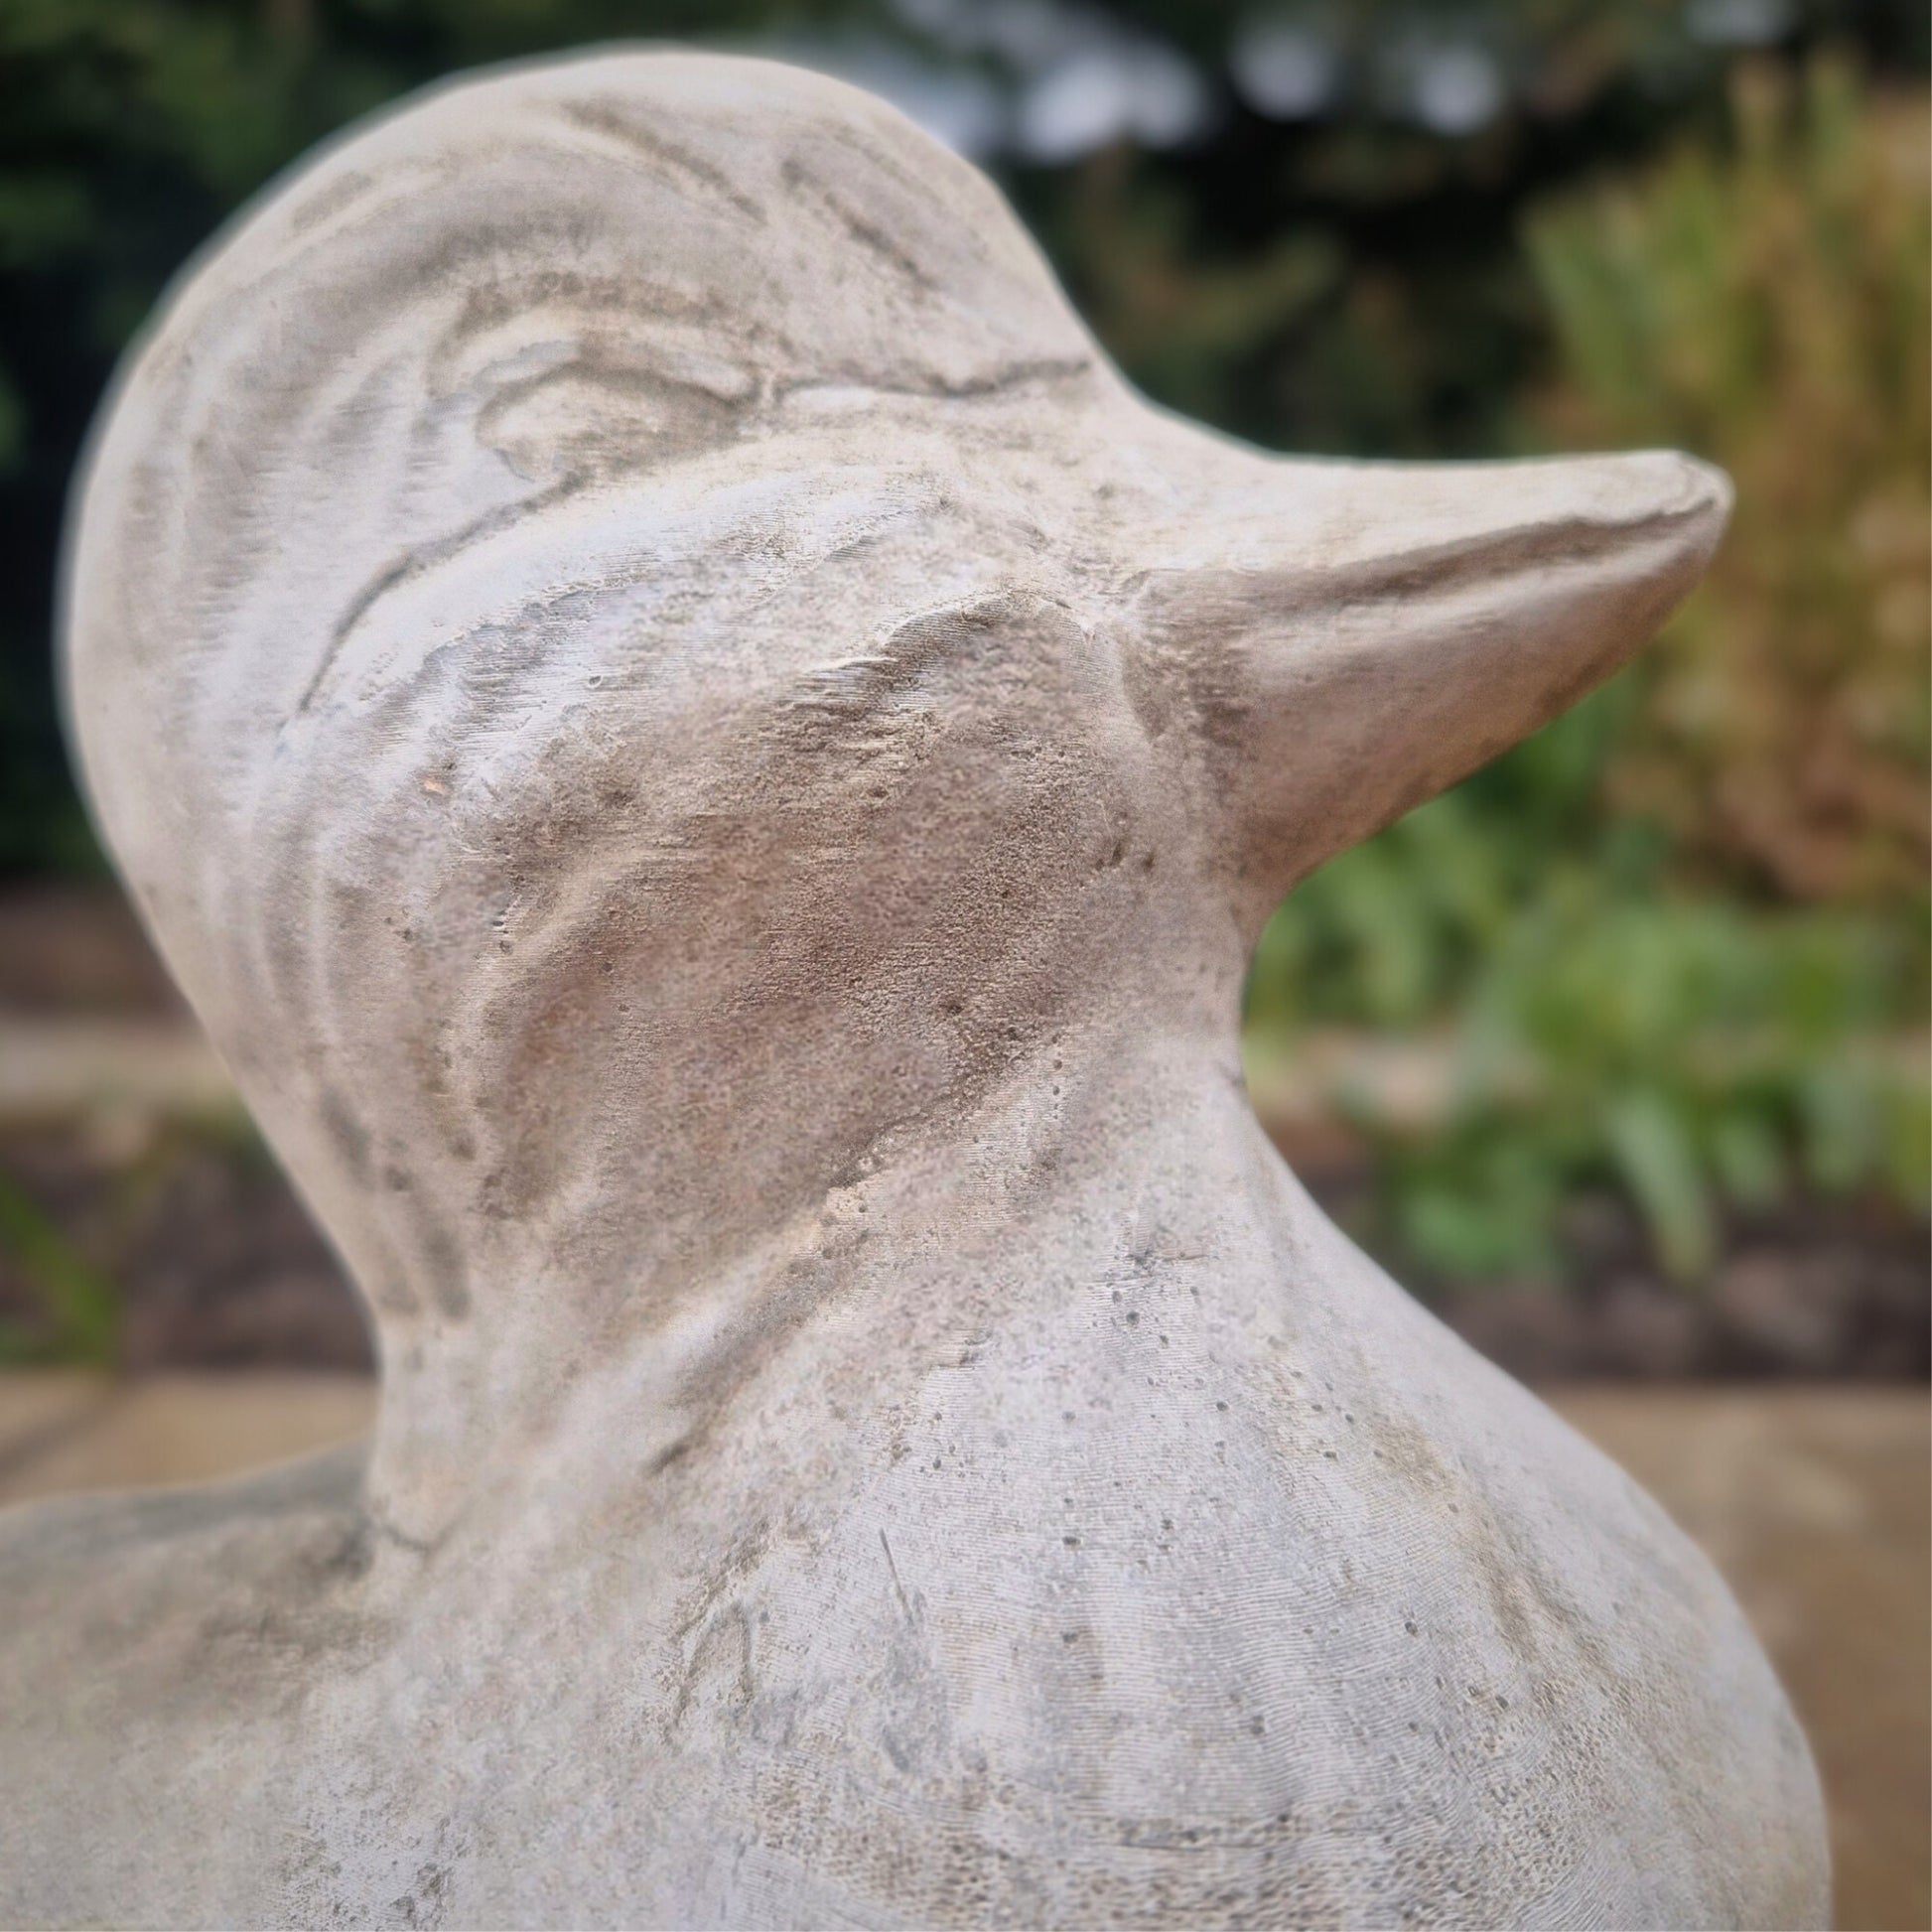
[1533,58,1929,906]
[1251,58,1930,1282]
[0,0,1924,1298]
[0,1165,119,1365]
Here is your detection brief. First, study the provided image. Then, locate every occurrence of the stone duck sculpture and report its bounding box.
[3,50,1827,1930]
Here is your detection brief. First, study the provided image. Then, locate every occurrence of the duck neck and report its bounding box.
[357,1001,1254,1548]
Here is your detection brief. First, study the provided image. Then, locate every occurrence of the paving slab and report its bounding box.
[0,1372,373,1507]
[1563,1386,1930,1932]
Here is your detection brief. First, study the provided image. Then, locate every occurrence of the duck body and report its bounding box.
[3,47,1827,1929]
[0,1049,1823,1927]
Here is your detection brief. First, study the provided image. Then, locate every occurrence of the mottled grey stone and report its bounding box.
[4,48,1826,1929]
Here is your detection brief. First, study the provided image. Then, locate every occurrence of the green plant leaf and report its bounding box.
[1602,1087,1717,1284]
[0,1167,120,1367]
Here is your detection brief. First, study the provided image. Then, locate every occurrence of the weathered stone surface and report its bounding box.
[4,49,1825,1928]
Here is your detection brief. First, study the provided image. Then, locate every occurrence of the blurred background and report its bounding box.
[0,0,1924,1922]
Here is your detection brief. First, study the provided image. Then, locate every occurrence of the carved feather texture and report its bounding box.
[9,49,1821,1931]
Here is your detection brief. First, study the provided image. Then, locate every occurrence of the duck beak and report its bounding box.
[1120,432,1731,938]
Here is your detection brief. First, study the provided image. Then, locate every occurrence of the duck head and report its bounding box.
[64,52,1726,1499]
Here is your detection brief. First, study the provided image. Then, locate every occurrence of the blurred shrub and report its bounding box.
[1250,57,1931,1285]
[1530,56,1930,903]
